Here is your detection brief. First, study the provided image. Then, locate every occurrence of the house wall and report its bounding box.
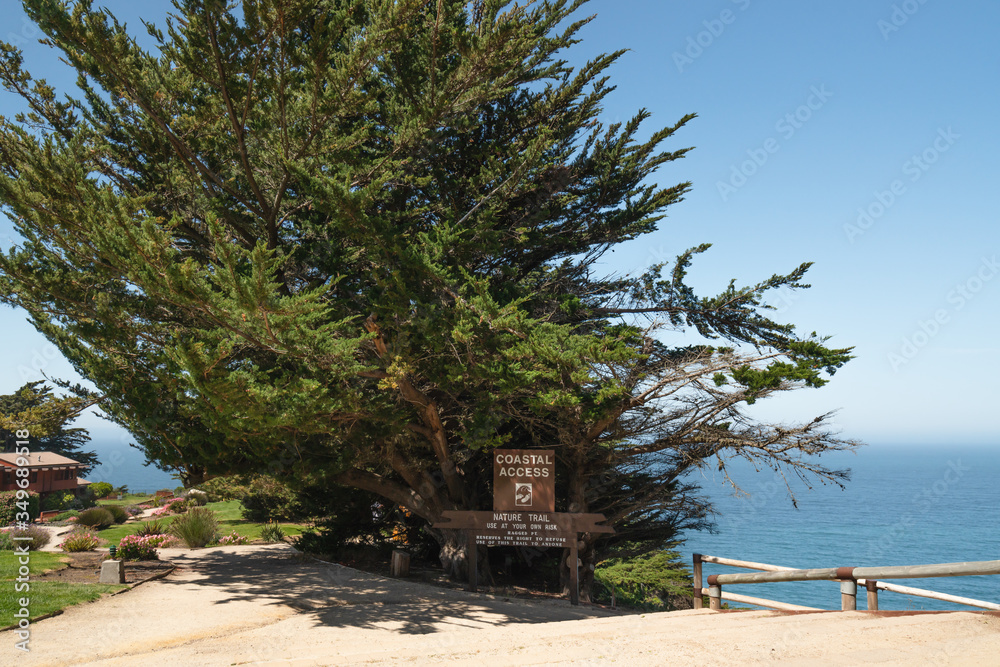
[0,465,82,494]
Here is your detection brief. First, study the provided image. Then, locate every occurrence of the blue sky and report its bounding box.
[0,0,997,446]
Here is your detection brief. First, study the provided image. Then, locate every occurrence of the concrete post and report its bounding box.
[100,560,125,584]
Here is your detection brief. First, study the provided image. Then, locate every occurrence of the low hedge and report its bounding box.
[0,490,40,524]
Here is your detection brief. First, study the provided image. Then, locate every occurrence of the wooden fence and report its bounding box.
[693,553,1000,612]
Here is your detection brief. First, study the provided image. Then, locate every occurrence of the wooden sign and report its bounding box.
[493,449,555,512]
[431,450,614,605]
[432,510,615,605]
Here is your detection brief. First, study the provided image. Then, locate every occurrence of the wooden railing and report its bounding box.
[692,553,1000,612]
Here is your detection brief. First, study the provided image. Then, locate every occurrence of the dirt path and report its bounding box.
[5,543,1000,666]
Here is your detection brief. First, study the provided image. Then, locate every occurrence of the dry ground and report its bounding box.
[4,543,999,666]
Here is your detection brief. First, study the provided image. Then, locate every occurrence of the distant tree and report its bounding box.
[0,381,100,472]
[0,0,858,597]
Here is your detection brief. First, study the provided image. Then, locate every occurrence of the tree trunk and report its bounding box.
[426,527,491,584]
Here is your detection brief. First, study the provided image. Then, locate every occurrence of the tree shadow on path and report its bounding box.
[158,545,621,636]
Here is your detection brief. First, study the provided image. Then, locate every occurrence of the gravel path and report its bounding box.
[4,543,999,666]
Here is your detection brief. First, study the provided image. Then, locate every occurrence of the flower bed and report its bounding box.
[116,533,173,561]
[218,531,249,545]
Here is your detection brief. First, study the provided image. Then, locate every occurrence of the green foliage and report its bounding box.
[185,489,209,506]
[52,510,78,522]
[0,382,99,471]
[195,476,250,502]
[102,504,128,524]
[76,507,115,530]
[165,497,190,514]
[89,482,114,499]
[0,524,51,551]
[134,520,166,537]
[41,492,75,511]
[240,476,302,523]
[593,550,692,611]
[260,523,286,544]
[0,490,39,524]
[58,528,102,552]
[0,0,860,590]
[169,508,220,548]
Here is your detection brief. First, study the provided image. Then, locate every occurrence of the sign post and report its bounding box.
[432,449,614,605]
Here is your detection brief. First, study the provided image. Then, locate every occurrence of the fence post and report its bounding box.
[693,553,703,609]
[866,580,879,611]
[708,585,722,610]
[840,580,857,611]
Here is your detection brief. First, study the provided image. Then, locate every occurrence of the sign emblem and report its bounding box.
[514,483,532,506]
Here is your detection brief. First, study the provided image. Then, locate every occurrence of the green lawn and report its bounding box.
[0,551,69,578]
[95,500,309,545]
[207,500,309,540]
[0,551,126,627]
[96,493,156,507]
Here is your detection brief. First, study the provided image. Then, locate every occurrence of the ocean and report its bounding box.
[684,444,1000,611]
[85,436,179,494]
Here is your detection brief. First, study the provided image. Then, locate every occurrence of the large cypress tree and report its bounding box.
[0,0,858,595]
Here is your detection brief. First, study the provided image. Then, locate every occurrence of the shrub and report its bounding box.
[116,534,167,560]
[76,507,115,530]
[186,489,208,506]
[240,476,302,523]
[169,508,220,548]
[135,520,167,537]
[41,491,74,512]
[260,523,286,544]
[0,490,40,524]
[104,504,129,524]
[89,482,114,499]
[593,550,693,612]
[166,497,189,514]
[52,510,79,522]
[196,475,251,502]
[59,528,102,552]
[124,505,145,517]
[218,531,248,545]
[0,524,52,551]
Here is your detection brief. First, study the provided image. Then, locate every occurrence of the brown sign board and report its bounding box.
[435,510,614,535]
[493,449,555,512]
[432,510,615,606]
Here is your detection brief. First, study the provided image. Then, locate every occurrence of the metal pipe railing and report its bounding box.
[693,554,1000,612]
